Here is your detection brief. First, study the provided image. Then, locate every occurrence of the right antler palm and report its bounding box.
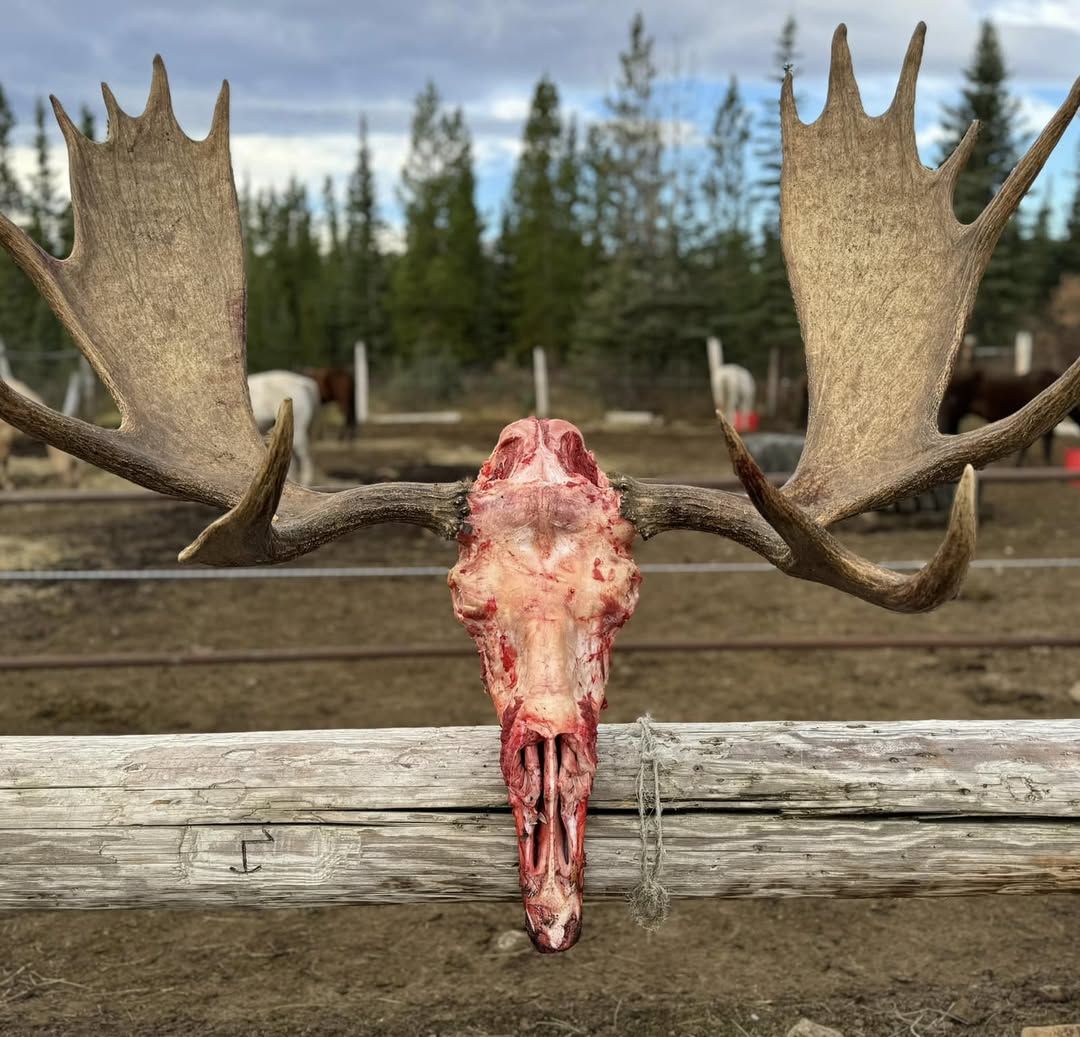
[787,24,1080,525]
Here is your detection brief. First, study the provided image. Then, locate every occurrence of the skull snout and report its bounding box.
[501,714,597,953]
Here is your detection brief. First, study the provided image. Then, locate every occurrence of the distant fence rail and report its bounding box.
[0,466,1077,508]
[3,634,1080,672]
[3,556,1080,583]
[2,720,1078,909]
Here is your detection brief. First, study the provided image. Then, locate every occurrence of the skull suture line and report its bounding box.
[449,419,641,952]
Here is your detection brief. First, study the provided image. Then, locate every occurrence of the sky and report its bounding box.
[2,0,1078,239]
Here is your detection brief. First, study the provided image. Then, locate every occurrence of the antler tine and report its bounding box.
[938,119,981,194]
[179,399,294,565]
[209,79,230,142]
[780,68,800,132]
[99,81,128,137]
[824,24,864,117]
[888,21,926,123]
[719,414,976,612]
[49,96,83,150]
[973,75,1080,247]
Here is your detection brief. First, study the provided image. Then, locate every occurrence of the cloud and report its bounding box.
[2,0,1075,233]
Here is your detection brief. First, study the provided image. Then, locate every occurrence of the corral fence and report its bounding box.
[3,427,1080,912]
[2,721,1079,909]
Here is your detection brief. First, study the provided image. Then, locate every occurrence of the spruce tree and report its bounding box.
[27,99,63,353]
[753,18,802,375]
[938,20,1024,345]
[391,83,486,366]
[575,13,685,374]
[0,84,24,352]
[754,16,798,219]
[503,77,585,361]
[342,116,388,363]
[1062,143,1080,277]
[700,77,760,368]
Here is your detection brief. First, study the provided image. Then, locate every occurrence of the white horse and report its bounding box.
[0,378,80,489]
[711,364,756,422]
[247,371,321,486]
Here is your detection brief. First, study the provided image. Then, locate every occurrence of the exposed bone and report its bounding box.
[449,419,640,951]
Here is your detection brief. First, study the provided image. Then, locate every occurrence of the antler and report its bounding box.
[621,24,1080,612]
[0,59,467,563]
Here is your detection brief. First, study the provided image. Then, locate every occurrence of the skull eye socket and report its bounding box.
[488,435,526,481]
[555,431,600,486]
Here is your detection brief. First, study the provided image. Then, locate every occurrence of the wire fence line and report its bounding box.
[3,635,1080,673]
[0,465,1078,509]
[4,556,1080,583]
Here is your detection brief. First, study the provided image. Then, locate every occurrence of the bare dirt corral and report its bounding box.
[1,421,1079,1036]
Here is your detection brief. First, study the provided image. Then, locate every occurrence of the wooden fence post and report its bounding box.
[532,346,549,418]
[353,341,369,425]
[706,336,723,413]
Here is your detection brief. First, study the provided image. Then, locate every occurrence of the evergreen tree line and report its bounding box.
[1,15,1079,389]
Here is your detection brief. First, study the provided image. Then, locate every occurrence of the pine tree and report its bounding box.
[27,99,56,252]
[320,174,346,360]
[503,77,585,361]
[938,20,1024,345]
[342,116,389,363]
[1024,188,1060,316]
[699,77,760,368]
[442,108,486,363]
[0,83,25,352]
[704,77,752,237]
[753,18,802,374]
[576,13,686,373]
[1062,143,1080,277]
[754,16,798,220]
[26,98,63,353]
[391,83,486,366]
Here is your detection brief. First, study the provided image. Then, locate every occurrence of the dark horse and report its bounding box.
[302,367,357,440]
[939,368,1080,465]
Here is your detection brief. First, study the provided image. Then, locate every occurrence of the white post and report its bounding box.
[79,357,95,418]
[353,341,369,424]
[1014,330,1033,376]
[532,346,550,418]
[706,336,724,413]
[61,371,81,416]
[766,347,781,418]
[0,338,12,382]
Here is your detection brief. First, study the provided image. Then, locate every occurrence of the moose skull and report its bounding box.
[449,418,641,952]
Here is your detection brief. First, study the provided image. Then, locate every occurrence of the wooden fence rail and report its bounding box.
[2,721,1079,909]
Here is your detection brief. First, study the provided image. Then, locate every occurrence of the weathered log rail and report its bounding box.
[1,721,1079,909]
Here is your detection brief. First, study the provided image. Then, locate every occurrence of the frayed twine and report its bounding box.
[627,713,670,931]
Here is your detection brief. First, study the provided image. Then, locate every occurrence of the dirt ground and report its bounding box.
[1,421,1079,1036]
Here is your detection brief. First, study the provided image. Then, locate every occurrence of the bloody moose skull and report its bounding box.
[448,418,641,952]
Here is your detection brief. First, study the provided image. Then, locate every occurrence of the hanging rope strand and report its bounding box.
[628,713,670,930]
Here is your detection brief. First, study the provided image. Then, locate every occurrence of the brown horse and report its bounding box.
[302,367,357,440]
[939,368,1080,465]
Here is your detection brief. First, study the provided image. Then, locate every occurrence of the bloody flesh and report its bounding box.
[448,419,641,952]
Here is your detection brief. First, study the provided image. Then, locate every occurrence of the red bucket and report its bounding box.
[1065,447,1080,488]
